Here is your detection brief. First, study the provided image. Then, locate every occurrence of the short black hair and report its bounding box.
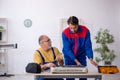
[67,16,79,25]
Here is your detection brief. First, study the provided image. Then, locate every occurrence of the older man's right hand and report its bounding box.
[46,63,56,67]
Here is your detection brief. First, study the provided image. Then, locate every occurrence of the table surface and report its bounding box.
[33,71,102,79]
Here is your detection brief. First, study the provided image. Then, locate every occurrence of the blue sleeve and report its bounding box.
[85,31,93,59]
[62,33,75,60]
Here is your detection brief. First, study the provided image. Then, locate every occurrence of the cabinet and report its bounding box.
[0,18,17,76]
[0,18,8,74]
[0,49,7,74]
[0,18,8,43]
[0,44,17,75]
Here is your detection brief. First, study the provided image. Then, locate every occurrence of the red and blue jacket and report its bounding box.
[62,25,93,66]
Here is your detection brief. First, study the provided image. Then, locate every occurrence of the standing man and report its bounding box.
[62,16,98,80]
[33,35,63,80]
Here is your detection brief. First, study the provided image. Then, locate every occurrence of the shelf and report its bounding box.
[0,18,8,74]
[0,63,4,66]
[0,41,7,43]
[0,18,8,42]
[0,43,17,49]
[0,49,7,54]
[0,29,6,32]
[0,52,6,54]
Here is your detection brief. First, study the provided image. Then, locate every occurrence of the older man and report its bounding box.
[33,35,63,80]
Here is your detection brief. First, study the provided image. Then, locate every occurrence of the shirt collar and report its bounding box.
[69,25,82,34]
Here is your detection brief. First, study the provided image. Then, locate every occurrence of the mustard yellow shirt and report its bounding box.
[33,47,63,64]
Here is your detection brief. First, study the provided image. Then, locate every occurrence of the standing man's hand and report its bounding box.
[74,59,82,66]
[89,58,98,67]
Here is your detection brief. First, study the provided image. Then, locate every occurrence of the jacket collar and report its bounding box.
[69,25,82,34]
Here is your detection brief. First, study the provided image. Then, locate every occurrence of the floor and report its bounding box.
[0,73,120,80]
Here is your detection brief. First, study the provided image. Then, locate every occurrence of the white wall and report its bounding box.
[0,0,120,75]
